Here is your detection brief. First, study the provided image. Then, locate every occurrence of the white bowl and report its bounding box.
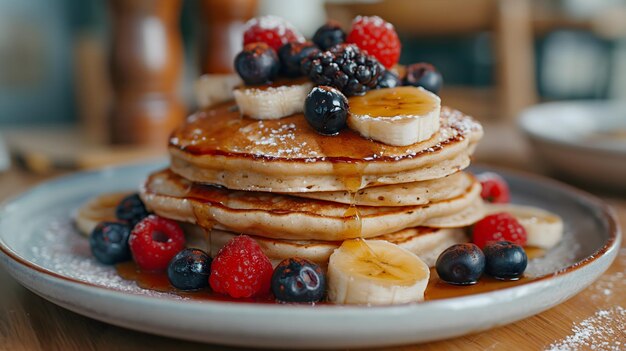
[519,101,626,190]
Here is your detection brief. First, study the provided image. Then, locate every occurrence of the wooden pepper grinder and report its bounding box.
[199,0,257,74]
[109,0,185,146]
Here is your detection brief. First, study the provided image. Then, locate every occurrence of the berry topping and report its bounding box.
[90,222,132,265]
[209,235,273,298]
[376,70,402,89]
[346,16,401,68]
[167,248,212,291]
[472,212,528,249]
[477,172,510,203]
[129,215,186,271]
[243,15,304,51]
[435,243,485,285]
[271,257,326,303]
[483,241,528,280]
[115,193,150,226]
[304,86,348,135]
[302,44,385,96]
[234,43,280,85]
[404,63,443,94]
[312,20,346,51]
[277,41,320,77]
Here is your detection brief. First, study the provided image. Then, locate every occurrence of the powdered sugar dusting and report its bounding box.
[546,306,626,351]
[29,218,184,299]
[244,15,300,37]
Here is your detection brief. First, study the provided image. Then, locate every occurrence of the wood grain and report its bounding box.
[0,160,624,351]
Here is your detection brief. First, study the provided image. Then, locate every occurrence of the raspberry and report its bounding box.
[472,213,527,249]
[477,172,510,203]
[129,215,186,271]
[346,16,401,68]
[209,235,273,298]
[243,15,304,51]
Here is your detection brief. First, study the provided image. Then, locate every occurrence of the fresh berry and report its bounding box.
[472,212,527,249]
[89,222,132,265]
[376,70,402,89]
[129,215,186,271]
[435,243,485,285]
[115,193,150,226]
[404,63,443,94]
[301,44,385,96]
[312,20,346,51]
[234,43,280,85]
[304,86,348,135]
[167,248,212,291]
[483,241,528,280]
[243,15,304,51]
[346,16,401,68]
[477,172,510,203]
[271,257,326,303]
[209,235,273,298]
[277,41,320,77]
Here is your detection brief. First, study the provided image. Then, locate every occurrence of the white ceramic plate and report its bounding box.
[0,163,620,349]
[519,101,626,190]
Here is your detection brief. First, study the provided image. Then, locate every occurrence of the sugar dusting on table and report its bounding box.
[546,306,625,351]
[29,218,184,300]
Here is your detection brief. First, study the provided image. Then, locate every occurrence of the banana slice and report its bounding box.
[485,203,564,249]
[75,192,129,236]
[327,239,430,305]
[234,81,313,120]
[195,74,242,109]
[347,86,441,146]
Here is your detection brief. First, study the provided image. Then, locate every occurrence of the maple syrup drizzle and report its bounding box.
[114,262,538,303]
[191,203,215,253]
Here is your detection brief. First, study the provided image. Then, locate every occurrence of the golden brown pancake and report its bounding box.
[169,104,483,192]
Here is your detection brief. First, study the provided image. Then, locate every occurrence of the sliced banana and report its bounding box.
[75,192,129,236]
[234,81,313,120]
[485,203,564,249]
[347,86,441,146]
[327,239,430,305]
[195,74,242,109]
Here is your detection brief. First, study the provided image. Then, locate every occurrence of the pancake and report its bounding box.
[140,169,483,241]
[296,171,473,207]
[169,104,483,192]
[183,225,467,268]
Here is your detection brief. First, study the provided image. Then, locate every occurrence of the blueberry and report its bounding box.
[278,41,320,77]
[312,21,346,51]
[304,86,348,135]
[483,241,528,280]
[167,248,212,291]
[435,243,485,285]
[376,70,402,89]
[90,222,132,265]
[234,43,280,85]
[404,63,443,94]
[271,257,326,303]
[116,193,150,226]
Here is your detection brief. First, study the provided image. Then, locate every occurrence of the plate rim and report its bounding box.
[0,163,621,312]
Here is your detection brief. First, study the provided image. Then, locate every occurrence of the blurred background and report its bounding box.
[0,0,625,190]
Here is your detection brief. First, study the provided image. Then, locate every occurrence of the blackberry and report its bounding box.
[302,44,384,96]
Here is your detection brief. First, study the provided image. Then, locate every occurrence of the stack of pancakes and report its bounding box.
[140,102,484,267]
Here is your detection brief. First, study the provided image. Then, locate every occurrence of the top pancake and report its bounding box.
[169,103,483,192]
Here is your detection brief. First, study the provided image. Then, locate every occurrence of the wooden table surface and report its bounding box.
[0,136,624,350]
